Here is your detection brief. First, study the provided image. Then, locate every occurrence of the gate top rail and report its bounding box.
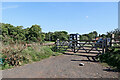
[57,40,99,42]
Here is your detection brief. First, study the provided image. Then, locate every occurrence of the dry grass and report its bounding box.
[1,42,26,69]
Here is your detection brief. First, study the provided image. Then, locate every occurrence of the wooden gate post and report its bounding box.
[111,34,114,47]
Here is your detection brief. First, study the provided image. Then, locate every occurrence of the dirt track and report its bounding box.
[2,54,119,78]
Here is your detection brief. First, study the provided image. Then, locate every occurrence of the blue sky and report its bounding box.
[2,2,118,34]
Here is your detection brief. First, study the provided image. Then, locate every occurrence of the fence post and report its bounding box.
[111,34,114,47]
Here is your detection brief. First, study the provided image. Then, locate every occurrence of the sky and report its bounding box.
[2,2,118,34]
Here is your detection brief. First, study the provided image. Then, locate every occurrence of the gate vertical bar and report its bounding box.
[56,39,59,50]
[102,40,105,54]
[105,38,108,53]
[73,40,76,53]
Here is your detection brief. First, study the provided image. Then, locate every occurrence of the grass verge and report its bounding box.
[1,44,61,70]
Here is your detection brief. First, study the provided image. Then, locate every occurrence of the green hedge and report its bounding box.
[98,49,120,70]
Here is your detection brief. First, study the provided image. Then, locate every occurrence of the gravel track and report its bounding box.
[2,54,119,78]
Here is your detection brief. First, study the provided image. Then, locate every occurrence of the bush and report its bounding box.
[98,49,120,70]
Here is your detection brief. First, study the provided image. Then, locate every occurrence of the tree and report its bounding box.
[82,36,88,40]
[41,33,45,41]
[93,31,98,37]
[24,27,30,41]
[53,31,68,41]
[1,23,14,36]
[28,24,42,42]
[107,28,120,40]
[80,31,98,40]
[11,26,26,41]
[100,34,106,38]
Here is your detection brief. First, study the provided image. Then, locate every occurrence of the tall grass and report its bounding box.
[1,43,26,69]
[22,45,54,62]
[0,41,60,70]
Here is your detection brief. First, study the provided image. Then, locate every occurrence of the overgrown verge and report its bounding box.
[97,48,120,70]
[1,43,60,70]
[51,45,66,53]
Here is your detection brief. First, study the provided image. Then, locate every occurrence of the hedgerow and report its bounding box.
[98,48,120,70]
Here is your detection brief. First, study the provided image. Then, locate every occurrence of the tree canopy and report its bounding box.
[1,23,69,44]
[1,23,43,43]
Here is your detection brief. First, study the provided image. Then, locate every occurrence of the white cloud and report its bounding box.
[86,16,88,18]
[2,5,19,10]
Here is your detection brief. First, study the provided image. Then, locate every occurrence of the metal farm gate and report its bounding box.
[55,39,110,55]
